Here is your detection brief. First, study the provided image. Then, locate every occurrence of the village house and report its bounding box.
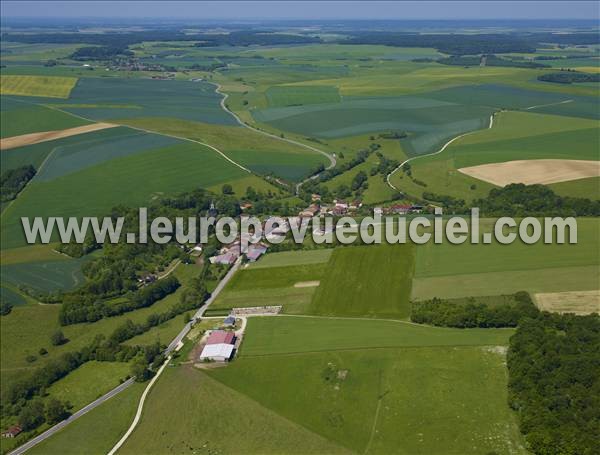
[373,207,384,216]
[390,204,412,215]
[246,243,268,262]
[1,425,22,438]
[299,204,320,218]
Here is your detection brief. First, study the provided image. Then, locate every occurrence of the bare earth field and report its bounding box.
[0,122,117,150]
[535,289,600,315]
[458,159,600,186]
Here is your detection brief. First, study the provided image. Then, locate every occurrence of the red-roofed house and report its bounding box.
[206,330,235,345]
[1,425,22,438]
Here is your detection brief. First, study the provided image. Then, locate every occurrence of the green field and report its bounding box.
[210,346,525,454]
[211,263,327,314]
[0,256,92,293]
[248,249,333,269]
[42,77,238,125]
[119,116,328,182]
[0,75,78,98]
[119,367,350,455]
[266,85,341,107]
[0,97,90,138]
[1,140,251,248]
[27,382,146,455]
[45,361,131,412]
[309,244,415,319]
[118,311,522,455]
[411,218,600,300]
[240,316,513,356]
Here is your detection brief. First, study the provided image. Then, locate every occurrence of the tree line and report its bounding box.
[58,275,180,325]
[411,292,539,328]
[1,165,36,203]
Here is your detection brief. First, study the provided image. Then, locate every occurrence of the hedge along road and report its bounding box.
[386,113,496,192]
[213,83,337,194]
[8,258,243,455]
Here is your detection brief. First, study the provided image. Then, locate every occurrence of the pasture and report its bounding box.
[27,382,146,455]
[119,367,350,455]
[248,249,332,269]
[240,316,513,356]
[45,361,131,412]
[0,75,78,98]
[211,346,525,454]
[211,263,327,314]
[309,244,415,319]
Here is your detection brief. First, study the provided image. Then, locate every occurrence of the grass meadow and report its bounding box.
[26,382,146,455]
[309,244,415,319]
[210,346,526,454]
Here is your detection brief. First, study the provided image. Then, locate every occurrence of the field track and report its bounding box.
[386,113,495,191]
[0,123,117,150]
[10,97,253,174]
[213,83,337,193]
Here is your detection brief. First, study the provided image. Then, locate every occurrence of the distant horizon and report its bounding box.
[1,1,599,20]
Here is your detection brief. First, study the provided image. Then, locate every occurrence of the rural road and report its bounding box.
[212,82,337,194]
[7,378,135,455]
[386,113,496,191]
[108,257,244,454]
[9,258,242,455]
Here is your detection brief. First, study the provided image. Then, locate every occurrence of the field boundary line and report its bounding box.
[386,113,496,191]
[4,96,252,174]
[107,356,172,455]
[1,144,59,217]
[212,82,336,193]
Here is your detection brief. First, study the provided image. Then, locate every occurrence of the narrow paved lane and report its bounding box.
[9,258,243,455]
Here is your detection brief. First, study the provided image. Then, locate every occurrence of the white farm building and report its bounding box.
[199,343,235,362]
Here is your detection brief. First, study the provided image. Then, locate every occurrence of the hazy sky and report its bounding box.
[2,1,599,20]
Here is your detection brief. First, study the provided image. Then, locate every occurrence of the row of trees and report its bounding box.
[438,54,549,69]
[1,165,36,202]
[411,292,539,328]
[2,274,208,421]
[538,71,600,84]
[507,313,600,455]
[59,275,180,325]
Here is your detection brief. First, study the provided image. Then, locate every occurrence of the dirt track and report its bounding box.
[0,122,117,150]
[458,159,600,186]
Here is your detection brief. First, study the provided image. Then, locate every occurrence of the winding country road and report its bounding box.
[386,113,496,191]
[212,82,337,193]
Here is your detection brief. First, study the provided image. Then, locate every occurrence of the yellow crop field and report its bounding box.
[0,75,78,98]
